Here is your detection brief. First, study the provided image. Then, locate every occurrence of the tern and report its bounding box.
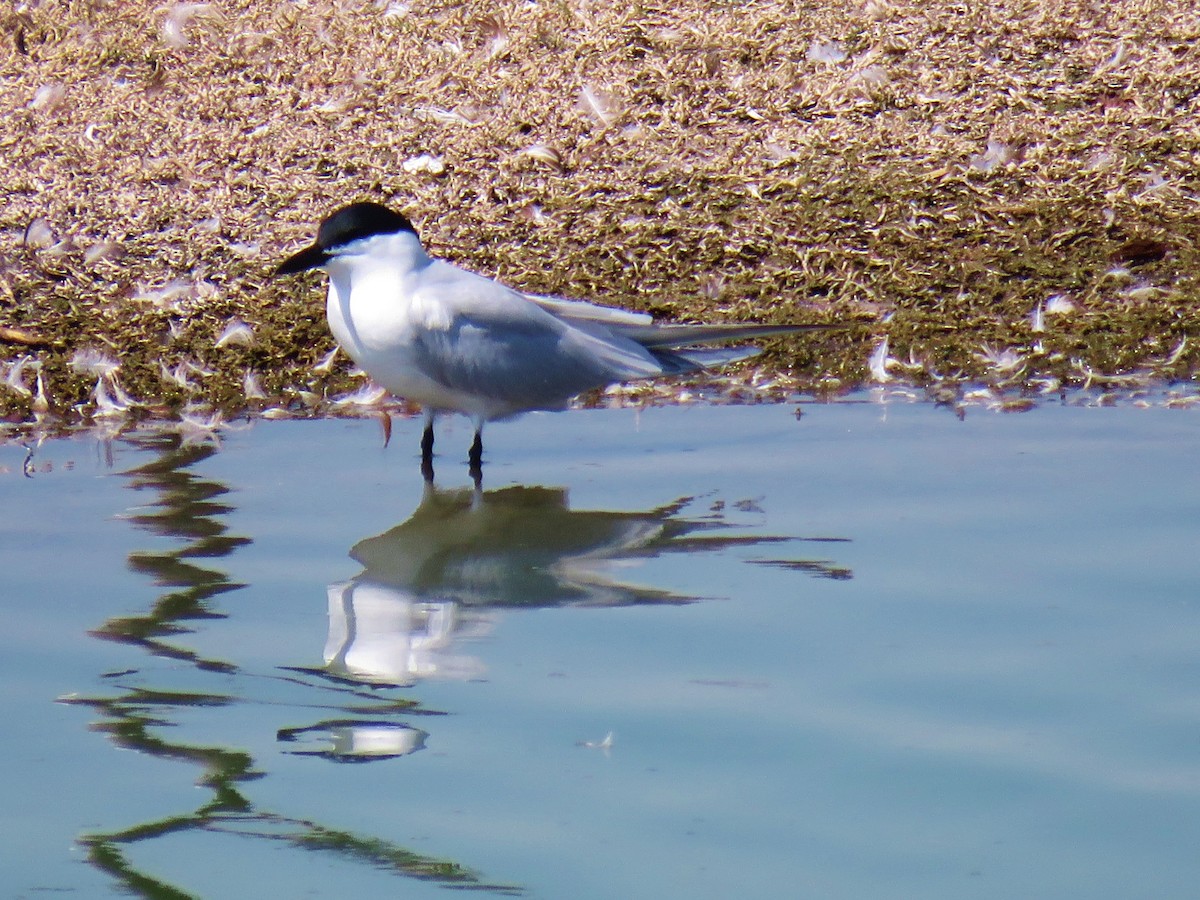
[276,201,829,473]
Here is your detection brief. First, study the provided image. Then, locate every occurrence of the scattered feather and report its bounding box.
[331,383,389,408]
[159,359,212,392]
[160,3,224,49]
[31,370,50,415]
[412,105,474,126]
[83,241,125,266]
[243,371,268,399]
[69,348,120,377]
[42,235,78,257]
[1163,337,1188,366]
[918,92,955,107]
[28,83,67,112]
[401,153,446,175]
[132,278,198,311]
[763,141,798,164]
[160,360,197,391]
[1029,301,1045,332]
[1122,284,1166,302]
[807,40,847,64]
[974,345,1026,375]
[92,373,138,417]
[864,0,894,20]
[226,240,260,257]
[962,387,997,404]
[848,65,891,95]
[1029,377,1061,394]
[518,202,549,225]
[1045,294,1076,315]
[969,139,1013,172]
[868,336,892,382]
[578,85,621,127]
[214,317,255,348]
[517,144,563,170]
[478,14,509,59]
[698,273,727,301]
[23,218,55,249]
[176,407,227,445]
[314,96,353,115]
[312,347,340,373]
[577,731,614,750]
[1135,169,1169,198]
[2,356,37,396]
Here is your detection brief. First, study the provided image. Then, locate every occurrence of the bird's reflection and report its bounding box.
[323,481,851,686]
[277,719,429,762]
[67,428,519,894]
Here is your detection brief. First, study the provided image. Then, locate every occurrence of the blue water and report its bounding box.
[3,398,1199,898]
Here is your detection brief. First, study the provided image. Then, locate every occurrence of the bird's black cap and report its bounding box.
[276,201,417,275]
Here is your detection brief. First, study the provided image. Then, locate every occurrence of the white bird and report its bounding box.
[276,201,830,473]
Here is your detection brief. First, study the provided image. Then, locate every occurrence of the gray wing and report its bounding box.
[523,291,653,327]
[407,264,829,413]
[525,290,841,348]
[409,267,670,412]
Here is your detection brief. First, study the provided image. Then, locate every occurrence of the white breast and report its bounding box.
[323,242,495,415]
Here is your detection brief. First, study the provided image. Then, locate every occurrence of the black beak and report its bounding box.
[275,243,330,275]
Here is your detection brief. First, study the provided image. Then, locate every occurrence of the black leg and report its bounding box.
[420,422,434,461]
[419,421,435,482]
[468,430,483,471]
[468,429,483,487]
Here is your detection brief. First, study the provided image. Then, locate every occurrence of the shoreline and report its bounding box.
[6,374,1199,453]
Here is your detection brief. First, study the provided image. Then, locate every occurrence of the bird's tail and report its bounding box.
[626,322,843,374]
[614,322,837,349]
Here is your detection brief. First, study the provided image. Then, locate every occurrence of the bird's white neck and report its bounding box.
[325,230,430,320]
[327,229,430,280]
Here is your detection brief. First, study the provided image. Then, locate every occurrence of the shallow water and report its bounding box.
[4,398,1200,898]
